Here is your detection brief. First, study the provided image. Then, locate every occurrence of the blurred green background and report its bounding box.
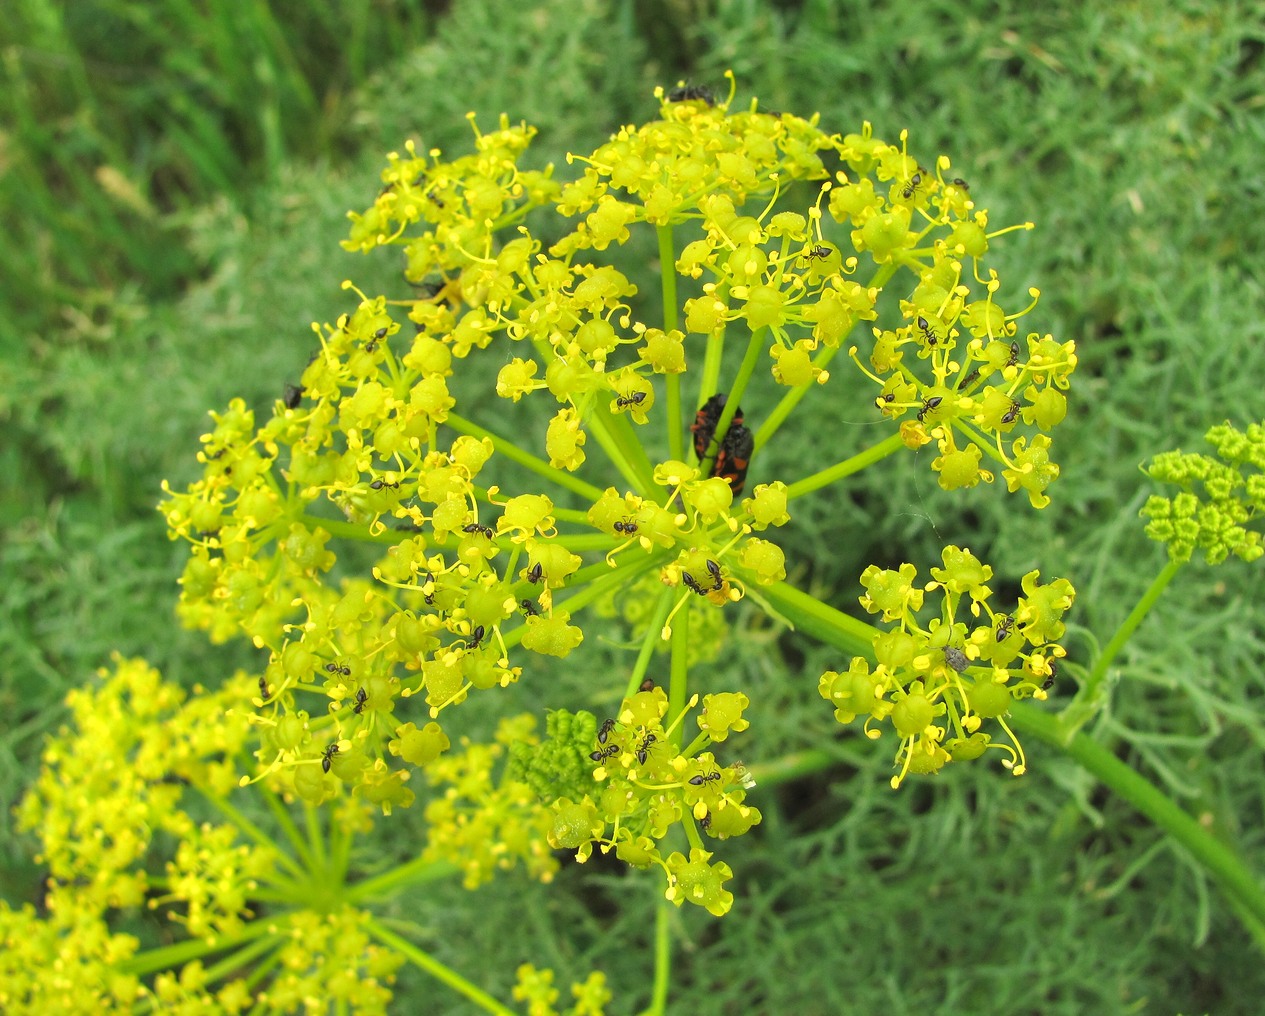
[2,0,1264,1012]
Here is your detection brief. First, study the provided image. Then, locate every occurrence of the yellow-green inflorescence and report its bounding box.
[820,547,1075,789]
[1141,419,1265,564]
[149,72,1073,931]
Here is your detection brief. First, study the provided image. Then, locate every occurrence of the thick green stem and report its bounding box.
[644,893,673,1016]
[658,225,685,463]
[1085,557,1184,698]
[365,918,517,1015]
[346,856,460,904]
[785,433,904,500]
[1010,701,1265,948]
[120,919,277,977]
[701,326,766,474]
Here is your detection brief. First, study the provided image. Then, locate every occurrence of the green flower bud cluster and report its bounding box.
[513,964,612,1016]
[820,547,1075,788]
[547,688,758,916]
[1141,420,1265,564]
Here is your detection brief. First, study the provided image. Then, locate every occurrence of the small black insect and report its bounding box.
[370,479,400,491]
[1007,340,1021,367]
[689,770,721,787]
[613,517,639,535]
[1001,400,1021,425]
[282,383,305,409]
[589,744,619,763]
[636,733,657,765]
[952,177,970,191]
[995,614,1015,641]
[943,646,970,673]
[801,244,832,264]
[464,625,486,650]
[462,522,495,539]
[520,598,539,617]
[321,743,340,774]
[373,327,388,340]
[616,391,647,408]
[352,687,368,714]
[258,676,270,701]
[666,84,714,105]
[916,315,939,345]
[959,368,981,390]
[324,661,351,677]
[901,172,923,199]
[700,814,712,832]
[1041,660,1058,692]
[597,718,616,744]
[526,562,544,584]
[682,573,707,596]
[917,396,944,423]
[706,559,723,590]
[423,572,436,606]
[639,677,656,693]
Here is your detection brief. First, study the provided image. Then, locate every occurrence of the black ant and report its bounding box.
[589,744,619,763]
[1007,340,1021,367]
[916,316,939,345]
[352,687,368,714]
[995,614,1015,641]
[464,625,486,650]
[373,327,388,340]
[324,661,351,677]
[801,244,832,264]
[321,743,340,773]
[636,733,657,765]
[682,573,707,596]
[901,172,923,199]
[689,770,721,786]
[258,676,270,701]
[705,560,723,590]
[462,522,495,539]
[423,573,435,605]
[959,368,981,390]
[917,396,943,423]
[1001,400,1021,425]
[520,599,539,617]
[666,84,714,105]
[597,718,616,744]
[370,479,400,490]
[613,517,639,535]
[1042,661,1058,692]
[616,391,647,408]
[282,383,304,409]
[526,562,543,584]
[952,177,970,191]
